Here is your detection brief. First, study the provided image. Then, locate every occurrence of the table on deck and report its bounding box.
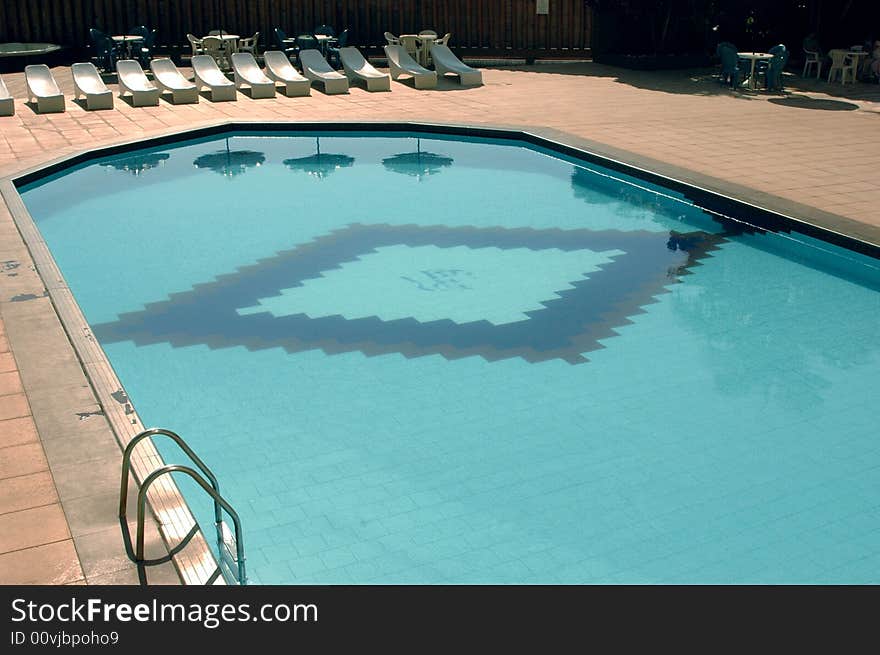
[737,52,773,91]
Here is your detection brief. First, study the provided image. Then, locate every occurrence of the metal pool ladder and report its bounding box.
[119,428,247,585]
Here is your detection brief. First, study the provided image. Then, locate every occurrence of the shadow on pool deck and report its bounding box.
[495,61,880,105]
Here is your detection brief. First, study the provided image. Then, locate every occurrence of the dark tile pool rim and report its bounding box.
[2,120,879,586]
[10,120,880,260]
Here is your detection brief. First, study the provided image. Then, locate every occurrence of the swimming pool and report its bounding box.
[19,131,880,583]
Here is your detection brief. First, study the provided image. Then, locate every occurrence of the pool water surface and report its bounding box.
[20,132,880,583]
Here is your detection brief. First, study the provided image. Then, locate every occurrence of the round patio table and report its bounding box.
[737,51,773,91]
[0,42,61,57]
[111,35,144,59]
[847,50,869,80]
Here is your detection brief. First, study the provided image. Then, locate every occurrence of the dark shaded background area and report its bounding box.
[591,0,880,56]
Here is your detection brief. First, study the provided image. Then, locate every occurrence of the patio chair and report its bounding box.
[384,44,437,89]
[150,58,199,104]
[435,33,452,47]
[314,25,335,37]
[186,33,205,58]
[191,54,237,101]
[136,28,158,66]
[116,59,160,106]
[764,44,788,91]
[716,43,745,88]
[384,32,400,46]
[0,75,16,116]
[263,50,311,96]
[327,29,349,68]
[231,52,276,98]
[89,28,117,72]
[273,27,297,58]
[419,30,438,37]
[299,49,349,94]
[295,35,318,66]
[399,35,423,64]
[430,45,482,86]
[802,47,822,79]
[24,64,65,113]
[71,62,114,109]
[827,49,857,84]
[238,32,260,56]
[339,46,391,91]
[202,36,229,69]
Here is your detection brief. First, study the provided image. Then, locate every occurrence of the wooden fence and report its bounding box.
[0,0,591,54]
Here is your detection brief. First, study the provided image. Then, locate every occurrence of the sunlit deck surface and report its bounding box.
[1,61,878,584]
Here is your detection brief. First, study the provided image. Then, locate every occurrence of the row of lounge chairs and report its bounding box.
[1,45,482,115]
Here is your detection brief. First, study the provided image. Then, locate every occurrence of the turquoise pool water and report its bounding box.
[21,132,880,583]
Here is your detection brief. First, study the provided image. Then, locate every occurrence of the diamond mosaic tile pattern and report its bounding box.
[93,223,725,364]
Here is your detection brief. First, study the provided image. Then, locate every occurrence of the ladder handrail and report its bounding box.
[136,464,247,586]
[118,427,246,585]
[119,428,222,527]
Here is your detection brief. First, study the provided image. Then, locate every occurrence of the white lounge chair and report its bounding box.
[298,49,349,94]
[339,46,391,92]
[116,60,160,106]
[383,45,437,89]
[150,58,198,104]
[24,65,65,113]
[262,50,311,97]
[430,45,482,86]
[231,52,276,98]
[71,62,113,110]
[0,75,14,116]
[191,55,237,101]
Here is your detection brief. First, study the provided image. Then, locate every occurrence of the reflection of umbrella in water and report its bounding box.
[101,152,170,176]
[283,137,354,180]
[193,137,265,178]
[382,138,453,181]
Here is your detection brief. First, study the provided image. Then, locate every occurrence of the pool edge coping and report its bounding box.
[3,118,879,587]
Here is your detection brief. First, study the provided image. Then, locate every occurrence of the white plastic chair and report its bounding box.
[71,62,113,109]
[116,59,160,106]
[384,45,437,89]
[0,75,15,116]
[384,32,400,46]
[263,50,311,97]
[802,47,822,79]
[339,46,391,92]
[150,58,199,104]
[399,35,423,64]
[298,49,349,94]
[186,33,204,58]
[827,49,856,84]
[191,55,237,101]
[231,52,276,98]
[24,64,65,113]
[202,35,228,69]
[238,32,260,55]
[431,45,482,86]
[435,33,452,47]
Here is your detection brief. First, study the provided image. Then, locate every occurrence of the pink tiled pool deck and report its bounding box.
[0,61,878,585]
